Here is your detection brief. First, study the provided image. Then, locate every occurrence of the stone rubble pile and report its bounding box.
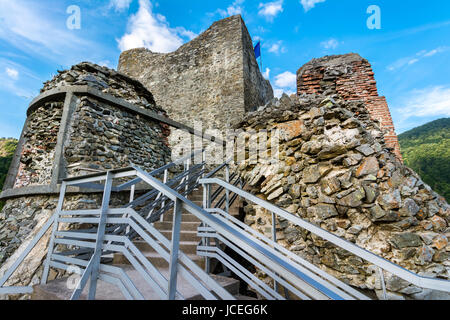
[42,62,164,114]
[235,93,450,299]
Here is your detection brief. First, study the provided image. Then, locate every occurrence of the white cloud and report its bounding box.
[217,0,245,17]
[387,47,448,71]
[258,0,284,21]
[274,88,296,98]
[109,0,133,12]
[273,71,297,98]
[0,59,37,99]
[300,0,326,12]
[394,85,450,132]
[400,86,450,118]
[274,71,296,88]
[321,38,339,50]
[6,68,19,80]
[118,0,195,53]
[263,68,270,79]
[274,88,284,98]
[97,60,114,69]
[0,0,101,66]
[423,47,446,57]
[268,41,286,54]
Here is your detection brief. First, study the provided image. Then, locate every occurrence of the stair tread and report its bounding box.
[32,266,239,300]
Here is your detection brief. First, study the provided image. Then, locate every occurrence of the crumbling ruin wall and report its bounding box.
[236,93,449,300]
[297,54,402,161]
[118,15,273,150]
[0,63,171,292]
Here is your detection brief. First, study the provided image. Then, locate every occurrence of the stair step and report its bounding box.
[153,221,200,231]
[164,214,201,223]
[119,239,199,254]
[188,276,240,300]
[160,230,201,242]
[31,266,239,300]
[113,251,205,269]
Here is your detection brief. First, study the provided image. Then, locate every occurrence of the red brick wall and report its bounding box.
[297,54,403,162]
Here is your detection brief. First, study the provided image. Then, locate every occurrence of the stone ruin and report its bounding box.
[297,53,402,161]
[118,15,273,148]
[0,15,272,297]
[0,15,449,300]
[235,93,449,299]
[0,62,172,290]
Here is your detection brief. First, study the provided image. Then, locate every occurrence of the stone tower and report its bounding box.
[118,15,273,140]
[297,53,402,161]
[0,62,171,285]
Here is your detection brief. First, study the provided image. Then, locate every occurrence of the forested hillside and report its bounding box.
[399,118,450,202]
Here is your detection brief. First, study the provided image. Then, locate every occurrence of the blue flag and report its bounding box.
[254,41,261,59]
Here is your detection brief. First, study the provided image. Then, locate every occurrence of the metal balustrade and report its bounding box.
[1,150,236,299]
[198,177,450,300]
[2,154,450,300]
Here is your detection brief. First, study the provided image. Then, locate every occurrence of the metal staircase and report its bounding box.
[1,150,450,300]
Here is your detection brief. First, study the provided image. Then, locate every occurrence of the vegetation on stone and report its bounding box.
[399,118,450,202]
[0,138,17,210]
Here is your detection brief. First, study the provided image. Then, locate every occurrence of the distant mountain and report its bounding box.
[399,118,450,202]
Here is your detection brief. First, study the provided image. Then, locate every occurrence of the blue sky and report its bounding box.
[1,0,450,138]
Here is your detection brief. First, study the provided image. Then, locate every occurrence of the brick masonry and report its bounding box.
[297,53,403,161]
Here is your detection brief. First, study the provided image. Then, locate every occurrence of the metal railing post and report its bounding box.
[271,212,280,294]
[185,158,190,194]
[225,165,230,214]
[378,267,387,300]
[127,184,135,233]
[205,183,212,274]
[160,169,169,222]
[87,172,113,300]
[41,181,67,285]
[168,198,183,300]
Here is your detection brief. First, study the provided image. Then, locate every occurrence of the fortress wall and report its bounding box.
[236,94,450,300]
[118,15,273,147]
[0,62,171,291]
[297,54,403,161]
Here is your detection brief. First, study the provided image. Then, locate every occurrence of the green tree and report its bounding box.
[399,118,450,202]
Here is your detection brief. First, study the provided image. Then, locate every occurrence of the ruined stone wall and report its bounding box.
[14,102,63,188]
[64,96,169,177]
[236,93,449,300]
[297,54,402,161]
[118,15,273,149]
[0,63,172,293]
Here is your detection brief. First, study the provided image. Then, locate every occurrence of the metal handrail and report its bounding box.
[45,208,235,300]
[200,208,369,300]
[0,149,207,297]
[199,177,450,294]
[132,166,363,299]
